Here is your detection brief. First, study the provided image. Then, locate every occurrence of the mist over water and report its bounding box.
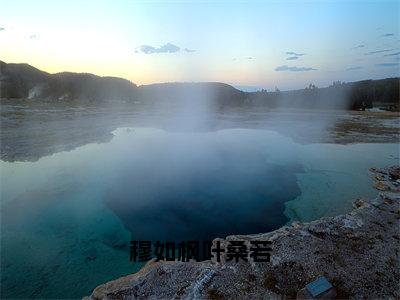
[1,122,398,298]
[0,85,398,298]
[1,0,399,297]
[104,129,302,242]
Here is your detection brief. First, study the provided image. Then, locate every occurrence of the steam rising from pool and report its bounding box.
[1,127,398,298]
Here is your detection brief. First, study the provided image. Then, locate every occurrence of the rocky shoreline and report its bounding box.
[86,166,400,299]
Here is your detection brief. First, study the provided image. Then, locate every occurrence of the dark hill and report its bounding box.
[137,82,245,109]
[1,61,398,110]
[0,61,138,103]
[0,61,50,98]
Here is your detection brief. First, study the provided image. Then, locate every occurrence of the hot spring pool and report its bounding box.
[0,127,398,298]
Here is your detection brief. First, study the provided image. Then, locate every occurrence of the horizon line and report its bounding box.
[2,59,399,93]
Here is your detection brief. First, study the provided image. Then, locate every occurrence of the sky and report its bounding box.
[0,0,399,90]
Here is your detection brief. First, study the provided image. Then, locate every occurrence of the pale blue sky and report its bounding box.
[0,0,399,90]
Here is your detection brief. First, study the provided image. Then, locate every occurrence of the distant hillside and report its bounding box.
[0,61,138,103]
[1,61,398,110]
[0,61,51,98]
[137,82,245,109]
[247,79,400,110]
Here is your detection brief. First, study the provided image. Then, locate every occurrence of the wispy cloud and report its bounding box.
[346,66,363,71]
[231,56,255,61]
[375,63,399,67]
[381,33,394,37]
[286,56,299,60]
[275,65,316,72]
[383,51,400,57]
[286,51,305,56]
[184,48,195,53]
[29,34,39,40]
[364,49,394,55]
[351,44,364,49]
[136,43,181,54]
[0,27,4,31]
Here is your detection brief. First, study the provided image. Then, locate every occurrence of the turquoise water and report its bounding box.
[0,127,398,298]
